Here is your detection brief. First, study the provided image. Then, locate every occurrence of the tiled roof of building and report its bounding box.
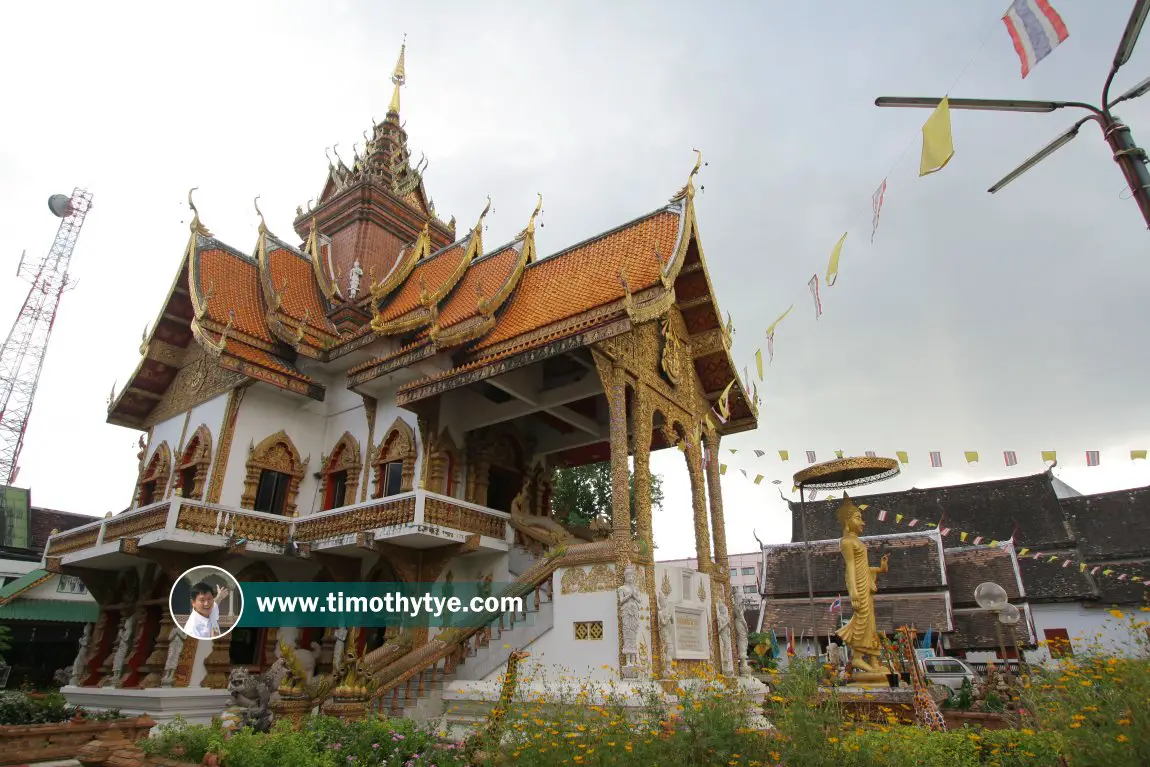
[264,239,339,343]
[945,546,1025,608]
[30,507,95,553]
[791,473,1073,548]
[472,207,680,351]
[375,241,469,323]
[193,243,274,343]
[1060,485,1150,561]
[438,245,521,329]
[760,593,952,637]
[951,607,1036,649]
[762,531,945,598]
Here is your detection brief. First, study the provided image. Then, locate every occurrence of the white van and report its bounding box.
[920,656,982,694]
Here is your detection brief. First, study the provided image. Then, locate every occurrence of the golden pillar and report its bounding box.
[607,368,632,569]
[703,430,729,575]
[685,436,712,574]
[631,391,654,557]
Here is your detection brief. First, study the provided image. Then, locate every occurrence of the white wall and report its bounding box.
[24,573,96,604]
[1025,602,1148,664]
[138,391,229,505]
[512,576,619,682]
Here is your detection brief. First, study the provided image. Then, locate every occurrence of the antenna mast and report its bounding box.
[0,188,93,485]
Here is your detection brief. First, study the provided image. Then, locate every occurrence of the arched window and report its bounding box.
[371,418,416,498]
[320,432,362,510]
[137,442,172,507]
[175,426,212,499]
[241,431,307,516]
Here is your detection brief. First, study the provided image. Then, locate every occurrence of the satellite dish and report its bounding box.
[48,194,73,218]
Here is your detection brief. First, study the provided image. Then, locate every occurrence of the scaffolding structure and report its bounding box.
[0,188,93,488]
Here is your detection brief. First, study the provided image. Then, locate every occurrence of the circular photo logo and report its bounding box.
[169,565,243,640]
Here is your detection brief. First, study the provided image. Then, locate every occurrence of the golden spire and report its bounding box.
[388,36,407,116]
[670,149,704,203]
[188,187,211,236]
[254,195,269,235]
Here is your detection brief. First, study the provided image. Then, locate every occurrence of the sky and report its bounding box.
[1,0,1149,560]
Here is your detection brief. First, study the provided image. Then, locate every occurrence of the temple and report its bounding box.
[45,43,759,727]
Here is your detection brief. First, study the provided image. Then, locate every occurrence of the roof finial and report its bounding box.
[388,35,407,116]
[475,195,492,231]
[528,192,542,235]
[254,196,269,235]
[670,148,705,203]
[188,187,211,236]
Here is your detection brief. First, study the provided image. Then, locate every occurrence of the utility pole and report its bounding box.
[876,0,1150,230]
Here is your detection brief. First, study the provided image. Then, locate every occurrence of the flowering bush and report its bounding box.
[1018,608,1150,767]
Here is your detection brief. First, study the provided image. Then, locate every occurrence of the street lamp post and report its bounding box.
[876,0,1150,230]
[974,582,1012,677]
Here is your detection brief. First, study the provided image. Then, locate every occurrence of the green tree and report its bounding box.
[550,461,664,539]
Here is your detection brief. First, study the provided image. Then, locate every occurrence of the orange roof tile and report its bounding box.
[194,246,274,343]
[438,245,520,329]
[472,209,679,350]
[266,245,339,338]
[376,242,468,322]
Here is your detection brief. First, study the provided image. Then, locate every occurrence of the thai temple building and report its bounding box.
[44,44,759,727]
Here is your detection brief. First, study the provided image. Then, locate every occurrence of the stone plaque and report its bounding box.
[673,606,709,659]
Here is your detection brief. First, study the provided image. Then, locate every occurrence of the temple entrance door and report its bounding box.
[486,467,521,513]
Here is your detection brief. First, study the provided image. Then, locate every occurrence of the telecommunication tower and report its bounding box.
[0,188,93,486]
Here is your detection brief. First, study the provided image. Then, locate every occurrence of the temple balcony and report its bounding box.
[43,493,511,572]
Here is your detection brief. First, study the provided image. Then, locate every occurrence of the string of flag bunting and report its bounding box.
[710,0,1073,421]
[717,448,1148,475]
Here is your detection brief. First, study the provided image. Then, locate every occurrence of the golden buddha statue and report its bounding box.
[834,494,893,678]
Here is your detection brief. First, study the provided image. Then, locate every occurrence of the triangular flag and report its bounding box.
[1041,450,1057,463]
[964,451,979,464]
[740,468,747,477]
[896,451,909,464]
[1079,562,1087,573]
[755,349,763,380]
[1132,450,1147,461]
[825,232,847,286]
[778,450,790,462]
[895,513,904,524]
[729,449,739,454]
[765,306,793,363]
[919,97,955,177]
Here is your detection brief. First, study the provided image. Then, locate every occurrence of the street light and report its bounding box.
[875,0,1150,230]
[998,602,1024,678]
[974,581,1012,675]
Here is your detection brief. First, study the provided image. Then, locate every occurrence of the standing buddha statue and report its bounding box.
[834,494,894,681]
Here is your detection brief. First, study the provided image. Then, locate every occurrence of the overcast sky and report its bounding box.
[2,0,1148,560]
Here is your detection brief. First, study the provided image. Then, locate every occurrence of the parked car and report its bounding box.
[920,656,982,694]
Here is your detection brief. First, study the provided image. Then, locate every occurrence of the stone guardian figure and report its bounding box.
[347,260,364,299]
[617,565,641,675]
[105,613,138,687]
[68,623,93,686]
[162,626,184,687]
[732,590,751,675]
[715,599,734,676]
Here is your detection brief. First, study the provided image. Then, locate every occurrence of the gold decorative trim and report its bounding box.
[175,424,213,499]
[136,442,173,506]
[370,417,417,496]
[360,395,378,503]
[205,386,246,504]
[560,563,616,595]
[319,432,363,508]
[370,221,432,300]
[240,430,308,516]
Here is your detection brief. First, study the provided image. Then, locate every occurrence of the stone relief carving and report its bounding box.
[715,600,734,676]
[69,623,92,686]
[617,565,641,673]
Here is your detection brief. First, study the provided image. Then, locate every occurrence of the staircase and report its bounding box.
[372,576,554,719]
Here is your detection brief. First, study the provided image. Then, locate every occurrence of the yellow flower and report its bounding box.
[1070,723,1081,729]
[1080,680,1093,686]
[1118,734,1129,742]
[1022,728,1035,735]
[1118,719,1131,726]
[827,737,839,743]
[1109,609,1125,619]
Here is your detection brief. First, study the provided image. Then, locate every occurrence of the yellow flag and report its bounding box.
[825,232,848,286]
[719,463,728,476]
[1132,449,1147,461]
[778,450,790,462]
[716,379,735,420]
[990,540,998,547]
[896,451,909,464]
[834,450,844,459]
[1103,569,1113,576]
[1019,548,1030,557]
[1080,562,1087,573]
[753,474,764,485]
[755,349,763,380]
[960,532,968,542]
[1041,450,1057,463]
[858,504,869,511]
[919,97,955,176]
[766,305,794,336]
[895,513,903,524]
[964,451,979,464]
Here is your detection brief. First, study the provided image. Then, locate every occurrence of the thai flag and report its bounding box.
[865,450,877,458]
[808,275,822,320]
[877,509,889,522]
[806,450,817,464]
[829,596,842,614]
[930,451,942,468]
[1004,450,1018,467]
[1086,450,1100,467]
[1002,0,1069,79]
[973,536,983,545]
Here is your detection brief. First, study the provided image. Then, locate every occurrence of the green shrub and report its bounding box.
[0,690,121,725]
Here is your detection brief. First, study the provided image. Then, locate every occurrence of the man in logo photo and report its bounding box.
[183,581,230,638]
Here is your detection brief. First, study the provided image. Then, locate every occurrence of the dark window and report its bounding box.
[139,481,157,507]
[487,468,520,513]
[383,462,403,497]
[229,627,265,667]
[1043,628,1074,658]
[324,471,348,510]
[179,466,197,498]
[254,470,291,515]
